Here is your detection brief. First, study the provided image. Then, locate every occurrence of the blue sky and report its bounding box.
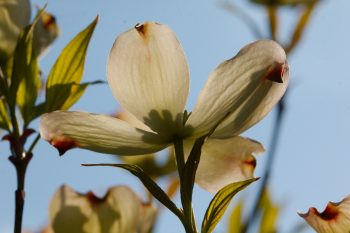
[1,0,350,232]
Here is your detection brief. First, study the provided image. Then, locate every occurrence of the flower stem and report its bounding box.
[9,152,32,233]
[174,139,197,233]
[174,139,185,173]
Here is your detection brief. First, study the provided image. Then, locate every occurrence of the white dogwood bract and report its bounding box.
[184,136,264,193]
[40,22,289,192]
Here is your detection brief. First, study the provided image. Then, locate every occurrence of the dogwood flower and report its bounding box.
[40,22,289,192]
[47,185,157,233]
[299,195,350,233]
[33,9,59,56]
[0,0,30,59]
[0,1,59,62]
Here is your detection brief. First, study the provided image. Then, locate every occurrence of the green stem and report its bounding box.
[7,100,22,157]
[174,139,197,233]
[174,139,185,173]
[1,55,29,233]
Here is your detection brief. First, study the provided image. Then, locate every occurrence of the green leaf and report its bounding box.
[23,101,46,125]
[9,23,35,110]
[0,55,14,80]
[0,75,7,98]
[259,190,279,233]
[0,98,10,131]
[17,54,40,126]
[120,151,176,178]
[228,202,243,233]
[45,16,98,112]
[82,163,184,222]
[60,80,104,110]
[10,8,56,126]
[201,178,259,233]
[8,7,45,123]
[45,80,104,112]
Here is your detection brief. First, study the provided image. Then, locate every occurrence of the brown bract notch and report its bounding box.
[51,137,79,156]
[314,203,340,221]
[43,15,56,29]
[86,191,107,207]
[244,157,257,169]
[264,62,288,83]
[135,23,148,38]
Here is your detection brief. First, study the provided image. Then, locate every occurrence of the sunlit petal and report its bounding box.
[299,195,350,233]
[0,0,31,59]
[187,40,289,138]
[185,136,264,193]
[40,111,168,156]
[107,22,189,137]
[49,185,157,233]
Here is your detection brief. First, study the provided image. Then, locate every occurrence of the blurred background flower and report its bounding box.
[46,185,157,233]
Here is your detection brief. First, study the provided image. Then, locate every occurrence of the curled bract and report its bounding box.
[299,195,350,233]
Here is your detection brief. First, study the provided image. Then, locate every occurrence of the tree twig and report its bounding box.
[241,96,286,233]
[9,152,33,233]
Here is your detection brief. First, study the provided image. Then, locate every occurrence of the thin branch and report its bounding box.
[241,96,286,233]
[27,133,40,154]
[285,1,318,54]
[266,5,279,41]
[9,152,33,233]
[219,0,265,39]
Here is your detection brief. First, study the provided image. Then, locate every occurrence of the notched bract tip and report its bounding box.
[299,202,341,221]
[86,191,108,206]
[264,62,288,83]
[42,14,56,29]
[244,156,257,169]
[317,204,340,221]
[50,137,78,156]
[135,23,148,37]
